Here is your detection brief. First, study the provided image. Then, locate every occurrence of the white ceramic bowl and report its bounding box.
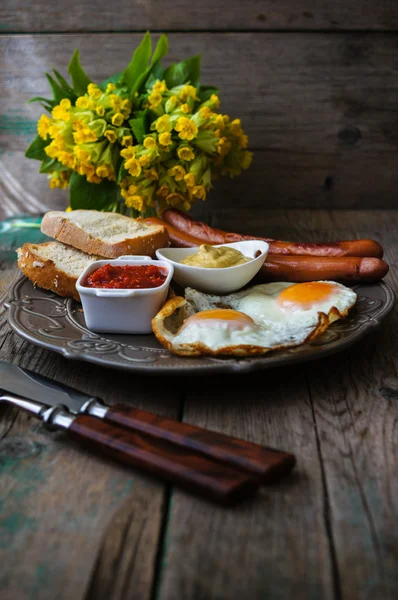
[76,255,174,334]
[156,240,269,294]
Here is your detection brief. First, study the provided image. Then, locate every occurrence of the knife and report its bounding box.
[0,360,295,483]
[0,388,258,506]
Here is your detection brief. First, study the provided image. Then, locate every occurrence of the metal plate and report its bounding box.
[6,277,395,376]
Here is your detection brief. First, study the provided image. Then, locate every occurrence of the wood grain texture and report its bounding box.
[156,209,398,600]
[1,210,398,599]
[0,261,181,600]
[1,33,398,212]
[1,0,398,32]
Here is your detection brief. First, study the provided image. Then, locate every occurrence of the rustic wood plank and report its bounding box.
[1,0,398,32]
[0,262,182,600]
[157,209,398,600]
[1,33,398,212]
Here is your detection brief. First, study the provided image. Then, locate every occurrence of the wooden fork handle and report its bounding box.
[68,414,259,505]
[104,404,296,483]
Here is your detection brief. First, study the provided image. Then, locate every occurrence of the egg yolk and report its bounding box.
[277,282,338,311]
[180,309,256,331]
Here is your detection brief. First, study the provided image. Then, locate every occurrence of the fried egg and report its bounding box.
[152,281,357,357]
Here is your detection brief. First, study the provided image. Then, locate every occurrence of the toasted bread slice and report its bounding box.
[17,242,99,301]
[41,210,169,258]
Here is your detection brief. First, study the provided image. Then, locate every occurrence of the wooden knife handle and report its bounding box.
[68,415,259,505]
[105,405,296,483]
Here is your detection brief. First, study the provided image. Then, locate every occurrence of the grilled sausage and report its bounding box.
[258,256,389,283]
[162,209,384,258]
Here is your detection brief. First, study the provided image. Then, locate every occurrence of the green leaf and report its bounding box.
[68,49,93,96]
[122,32,152,96]
[25,135,48,161]
[129,114,147,144]
[28,96,56,111]
[151,34,169,68]
[99,71,124,90]
[198,85,219,103]
[134,34,169,95]
[145,63,165,90]
[46,73,75,104]
[52,69,76,98]
[69,172,118,211]
[39,156,58,173]
[164,55,201,88]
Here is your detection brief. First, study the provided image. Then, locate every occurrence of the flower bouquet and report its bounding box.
[26,32,252,217]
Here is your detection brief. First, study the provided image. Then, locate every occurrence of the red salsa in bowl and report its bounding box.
[84,264,168,290]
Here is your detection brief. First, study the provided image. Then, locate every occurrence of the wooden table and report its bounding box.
[1,209,397,600]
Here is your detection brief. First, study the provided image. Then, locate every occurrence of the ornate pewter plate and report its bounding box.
[6,277,395,376]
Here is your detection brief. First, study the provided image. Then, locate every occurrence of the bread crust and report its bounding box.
[17,242,82,301]
[41,211,169,258]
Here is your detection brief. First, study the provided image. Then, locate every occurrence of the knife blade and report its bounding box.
[0,359,296,483]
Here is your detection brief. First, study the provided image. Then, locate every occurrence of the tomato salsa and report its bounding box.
[84,264,168,289]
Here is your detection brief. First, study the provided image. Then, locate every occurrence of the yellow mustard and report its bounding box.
[180,244,250,268]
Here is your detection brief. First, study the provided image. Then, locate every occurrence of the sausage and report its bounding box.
[257,256,389,284]
[162,209,384,258]
[144,217,205,248]
[145,217,389,283]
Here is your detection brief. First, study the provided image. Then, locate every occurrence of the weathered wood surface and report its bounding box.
[1,33,398,214]
[2,0,398,32]
[1,209,398,599]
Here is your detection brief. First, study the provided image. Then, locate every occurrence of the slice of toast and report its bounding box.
[17,242,99,301]
[41,210,169,258]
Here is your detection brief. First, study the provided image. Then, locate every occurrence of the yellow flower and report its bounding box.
[110,94,123,111]
[76,96,90,109]
[51,104,70,121]
[87,174,102,184]
[155,115,172,133]
[121,99,132,118]
[88,84,102,99]
[59,152,76,169]
[178,146,195,161]
[79,162,95,177]
[73,128,98,144]
[217,137,231,156]
[175,117,198,141]
[49,171,69,190]
[112,113,124,127]
[106,83,116,93]
[199,106,213,119]
[148,92,162,109]
[238,134,248,149]
[96,105,105,117]
[139,155,151,167]
[166,192,184,207]
[37,114,52,139]
[48,124,61,138]
[181,103,191,114]
[144,168,158,181]
[128,184,139,194]
[125,157,142,177]
[183,173,196,188]
[193,185,207,200]
[122,135,133,147]
[75,148,91,162]
[241,151,253,170]
[156,184,169,197]
[209,94,220,108]
[179,85,198,101]
[144,136,157,149]
[121,146,135,160]
[230,119,242,136]
[159,132,172,147]
[152,80,167,93]
[96,164,111,178]
[66,206,72,212]
[125,194,145,212]
[168,165,186,181]
[104,130,117,143]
